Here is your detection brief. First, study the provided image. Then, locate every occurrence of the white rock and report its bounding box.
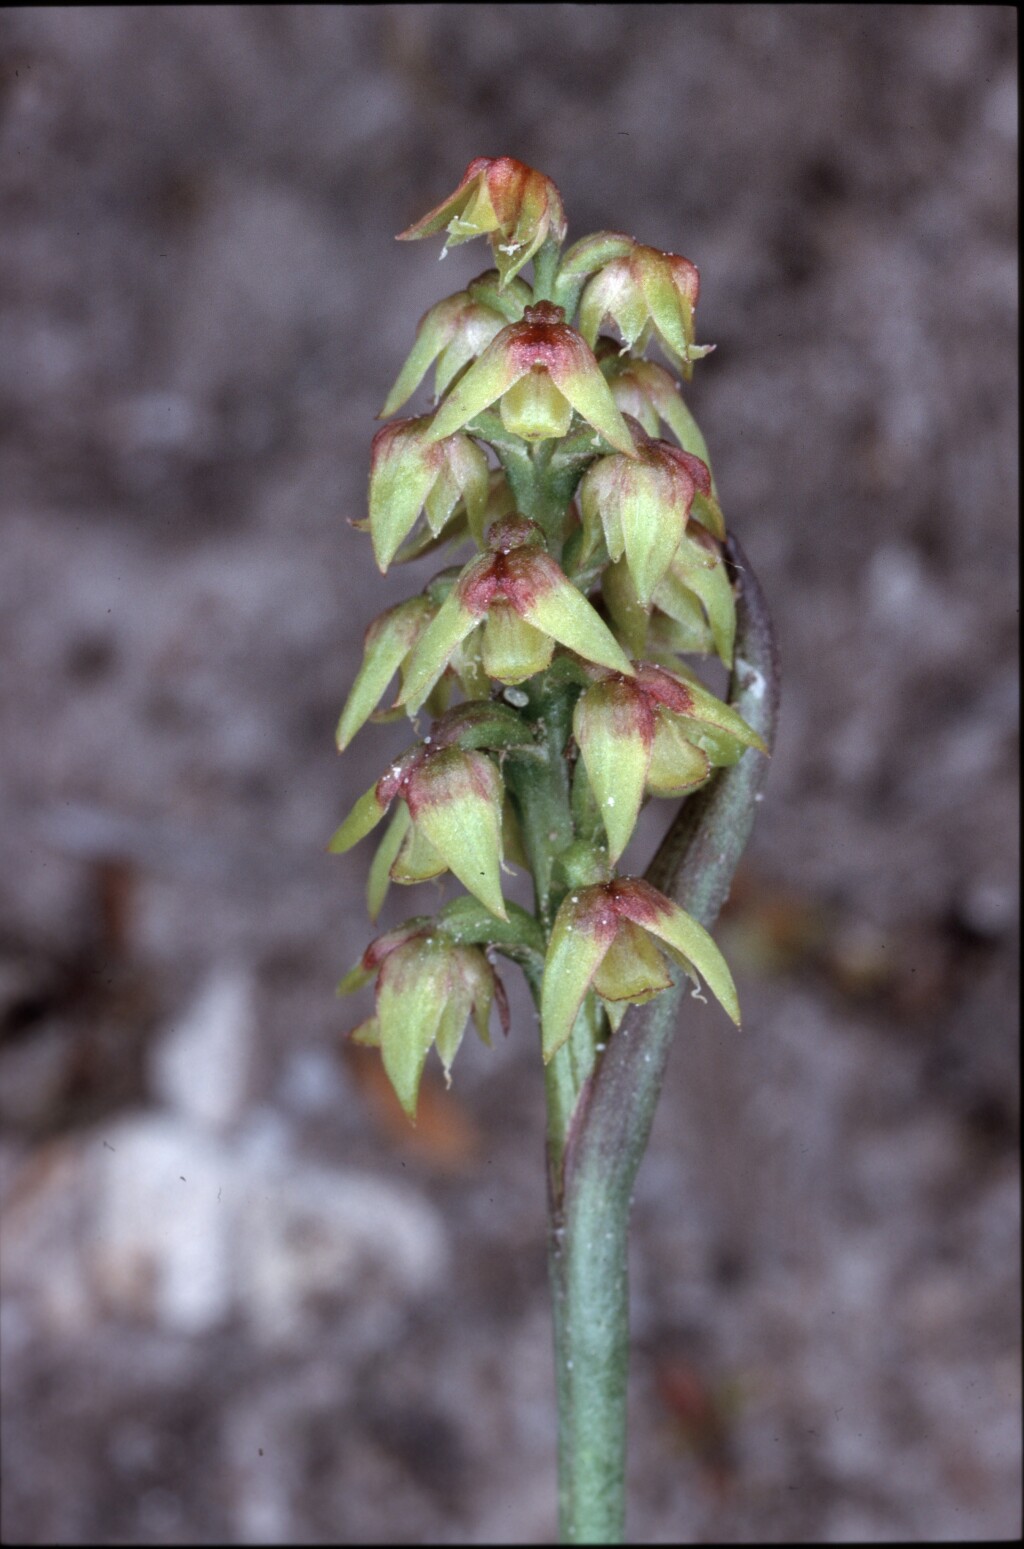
[149,967,254,1131]
[91,1113,234,1333]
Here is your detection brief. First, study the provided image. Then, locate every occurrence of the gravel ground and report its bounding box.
[0,6,1018,1543]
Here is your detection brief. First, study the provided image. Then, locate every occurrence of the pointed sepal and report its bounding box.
[573,678,655,863]
[405,748,507,919]
[336,596,434,751]
[541,890,619,1062]
[611,878,741,1026]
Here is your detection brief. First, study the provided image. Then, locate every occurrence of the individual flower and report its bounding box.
[579,423,719,607]
[579,242,713,378]
[335,593,436,752]
[398,155,568,286]
[427,302,636,454]
[651,524,736,664]
[572,662,766,862]
[363,701,537,922]
[379,273,531,418]
[599,350,715,470]
[397,516,634,711]
[340,922,507,1117]
[540,878,740,1061]
[601,520,736,668]
[367,416,489,572]
[329,737,509,921]
[335,558,508,751]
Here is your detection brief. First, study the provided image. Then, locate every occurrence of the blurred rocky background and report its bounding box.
[0,5,1018,1543]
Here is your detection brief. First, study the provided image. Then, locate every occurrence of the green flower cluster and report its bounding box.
[333,158,764,1117]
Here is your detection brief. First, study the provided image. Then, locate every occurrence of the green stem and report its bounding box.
[532,237,562,303]
[502,661,589,1176]
[548,538,779,1543]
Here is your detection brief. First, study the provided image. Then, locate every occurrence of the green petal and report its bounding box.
[548,352,636,457]
[455,946,496,1046]
[424,435,489,536]
[397,589,481,713]
[647,375,717,487]
[638,253,691,366]
[620,473,686,608]
[397,160,488,241]
[518,562,634,676]
[573,681,653,864]
[368,430,439,572]
[579,462,624,564]
[691,490,726,541]
[407,749,507,920]
[427,334,529,443]
[377,940,452,1118]
[650,574,716,656]
[434,947,494,1079]
[327,782,389,854]
[541,891,619,1063]
[578,262,648,351]
[660,537,735,664]
[679,679,768,755]
[349,1016,380,1048]
[380,294,466,418]
[601,556,650,659]
[366,802,412,920]
[336,597,433,751]
[337,956,376,996]
[434,998,470,1084]
[616,882,741,1026]
[558,231,635,281]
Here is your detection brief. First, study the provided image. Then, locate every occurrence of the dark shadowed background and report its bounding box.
[0,5,1019,1543]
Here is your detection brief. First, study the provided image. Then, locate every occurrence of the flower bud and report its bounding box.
[428,303,636,455]
[579,243,713,379]
[580,424,713,606]
[380,274,531,418]
[368,416,489,572]
[398,156,568,286]
[540,877,740,1062]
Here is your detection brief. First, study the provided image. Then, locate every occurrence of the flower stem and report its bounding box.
[547,539,779,1543]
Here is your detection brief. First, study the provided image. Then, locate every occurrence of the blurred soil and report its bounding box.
[0,6,1019,1543]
